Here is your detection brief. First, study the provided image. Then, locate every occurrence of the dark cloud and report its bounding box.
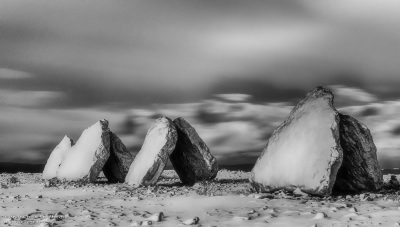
[359,107,380,117]
[391,125,400,136]
[209,78,306,103]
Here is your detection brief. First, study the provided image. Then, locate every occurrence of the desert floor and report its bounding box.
[0,170,399,227]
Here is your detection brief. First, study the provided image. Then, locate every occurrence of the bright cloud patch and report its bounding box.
[0,68,33,79]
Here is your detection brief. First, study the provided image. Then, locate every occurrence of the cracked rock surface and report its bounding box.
[250,87,343,196]
[170,117,218,185]
[334,114,383,193]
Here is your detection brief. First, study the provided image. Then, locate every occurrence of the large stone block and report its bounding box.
[333,114,383,192]
[250,87,343,196]
[57,120,111,182]
[42,135,74,179]
[103,132,135,183]
[125,117,177,187]
[170,117,218,185]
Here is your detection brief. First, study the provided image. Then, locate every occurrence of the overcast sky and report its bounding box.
[1,0,400,167]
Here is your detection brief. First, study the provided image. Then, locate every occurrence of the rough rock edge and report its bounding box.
[170,117,219,186]
[140,117,178,186]
[86,119,111,183]
[126,117,177,187]
[250,86,344,196]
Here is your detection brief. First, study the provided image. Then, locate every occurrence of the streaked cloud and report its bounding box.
[0,68,32,79]
[0,89,65,107]
[0,1,400,168]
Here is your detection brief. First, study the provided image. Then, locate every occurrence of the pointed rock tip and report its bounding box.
[173,117,186,123]
[306,86,334,99]
[155,115,172,124]
[99,119,109,130]
[62,135,74,144]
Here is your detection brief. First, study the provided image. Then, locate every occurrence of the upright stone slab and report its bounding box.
[333,114,383,192]
[103,132,136,183]
[125,117,177,187]
[42,135,74,179]
[57,120,111,182]
[250,87,343,196]
[170,117,218,185]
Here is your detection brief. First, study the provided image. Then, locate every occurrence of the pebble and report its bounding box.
[130,221,141,227]
[147,212,164,222]
[182,217,200,225]
[232,216,250,221]
[141,220,152,226]
[313,212,327,220]
[35,222,51,227]
[293,188,308,197]
[349,207,358,213]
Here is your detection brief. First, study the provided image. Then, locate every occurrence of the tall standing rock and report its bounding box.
[125,117,177,187]
[103,132,135,183]
[250,87,343,196]
[42,135,74,179]
[57,120,111,182]
[170,117,218,185]
[333,114,383,192]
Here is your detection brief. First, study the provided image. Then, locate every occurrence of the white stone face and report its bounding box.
[57,121,109,181]
[125,117,176,186]
[251,91,343,195]
[42,136,73,179]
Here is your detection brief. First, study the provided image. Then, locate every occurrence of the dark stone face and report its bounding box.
[88,119,111,183]
[103,132,136,183]
[333,114,383,193]
[170,117,218,185]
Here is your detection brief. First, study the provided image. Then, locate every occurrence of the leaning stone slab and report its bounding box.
[103,132,136,183]
[250,87,343,196]
[57,120,111,182]
[333,114,383,192]
[170,117,219,185]
[125,117,177,187]
[42,135,74,179]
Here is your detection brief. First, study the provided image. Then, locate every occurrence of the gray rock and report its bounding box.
[333,114,383,193]
[57,120,111,182]
[103,132,136,183]
[170,117,218,185]
[250,87,343,196]
[125,117,177,187]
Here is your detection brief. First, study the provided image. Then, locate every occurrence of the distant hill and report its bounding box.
[0,162,45,173]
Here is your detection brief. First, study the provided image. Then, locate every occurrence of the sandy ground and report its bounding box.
[0,170,399,227]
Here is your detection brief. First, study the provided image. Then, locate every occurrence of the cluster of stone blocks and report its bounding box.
[42,117,218,187]
[43,86,383,196]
